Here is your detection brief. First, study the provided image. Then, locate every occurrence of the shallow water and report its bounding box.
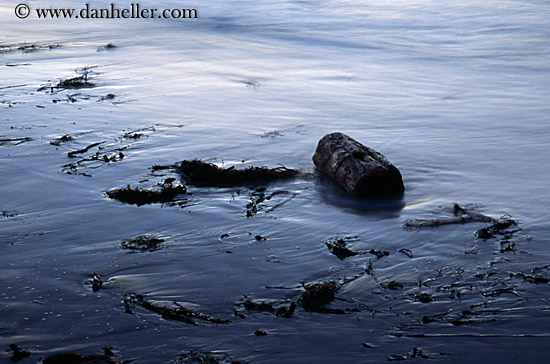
[1,0,550,362]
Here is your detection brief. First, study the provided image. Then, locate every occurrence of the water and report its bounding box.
[1,0,550,362]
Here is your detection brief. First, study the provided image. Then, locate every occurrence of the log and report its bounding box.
[312,132,404,198]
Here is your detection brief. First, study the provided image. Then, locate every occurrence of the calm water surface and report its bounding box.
[1,0,550,362]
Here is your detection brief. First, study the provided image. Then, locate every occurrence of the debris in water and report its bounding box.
[97,43,117,51]
[50,134,76,146]
[416,293,433,303]
[67,142,104,157]
[388,347,450,361]
[9,344,30,362]
[123,294,230,325]
[41,351,121,364]
[175,350,239,364]
[404,204,494,228]
[2,210,18,218]
[106,183,186,206]
[91,273,103,292]
[121,235,165,252]
[299,280,339,312]
[475,219,519,239]
[381,281,403,290]
[325,237,359,260]
[0,137,33,146]
[368,248,389,259]
[178,159,297,186]
[240,296,296,318]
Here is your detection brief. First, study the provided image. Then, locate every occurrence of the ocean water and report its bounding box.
[1,0,550,362]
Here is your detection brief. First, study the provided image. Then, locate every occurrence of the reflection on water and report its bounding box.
[1,0,550,362]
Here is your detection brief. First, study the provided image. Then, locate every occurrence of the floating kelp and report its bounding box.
[50,134,76,146]
[475,219,519,239]
[325,237,359,260]
[368,248,390,259]
[388,347,450,361]
[41,351,122,364]
[175,350,240,364]
[381,280,403,290]
[240,296,296,318]
[0,137,33,146]
[178,159,298,186]
[404,204,494,228]
[245,187,296,217]
[299,280,340,312]
[120,235,164,252]
[2,210,18,218]
[106,183,186,206]
[97,43,117,52]
[91,273,103,292]
[67,142,104,157]
[9,344,30,362]
[123,294,229,326]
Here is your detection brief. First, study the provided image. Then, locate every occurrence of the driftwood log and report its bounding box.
[313,132,404,198]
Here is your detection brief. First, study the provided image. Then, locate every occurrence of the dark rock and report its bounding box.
[312,132,404,197]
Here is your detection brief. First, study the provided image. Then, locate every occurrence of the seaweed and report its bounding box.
[0,42,61,54]
[2,210,18,218]
[368,248,389,259]
[0,137,33,146]
[175,350,239,364]
[123,294,229,325]
[388,347,450,361]
[68,142,104,157]
[97,43,117,52]
[98,94,116,102]
[41,351,121,364]
[381,280,403,290]
[50,134,76,146]
[325,237,359,260]
[120,235,165,252]
[245,188,295,217]
[475,219,519,239]
[404,204,494,228]
[177,159,297,186]
[299,280,340,312]
[106,183,186,206]
[38,66,96,92]
[91,273,103,292]
[240,296,296,318]
[9,344,30,362]
[415,293,433,303]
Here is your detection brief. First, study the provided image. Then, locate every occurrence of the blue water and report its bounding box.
[1,0,550,362]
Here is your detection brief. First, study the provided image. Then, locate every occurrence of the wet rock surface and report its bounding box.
[312,132,404,197]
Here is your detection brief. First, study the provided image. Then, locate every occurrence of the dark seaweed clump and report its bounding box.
[299,280,339,312]
[106,184,186,206]
[9,344,30,362]
[123,294,230,326]
[176,350,240,364]
[325,237,359,260]
[178,159,297,186]
[121,235,165,252]
[42,351,121,364]
[241,297,296,318]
